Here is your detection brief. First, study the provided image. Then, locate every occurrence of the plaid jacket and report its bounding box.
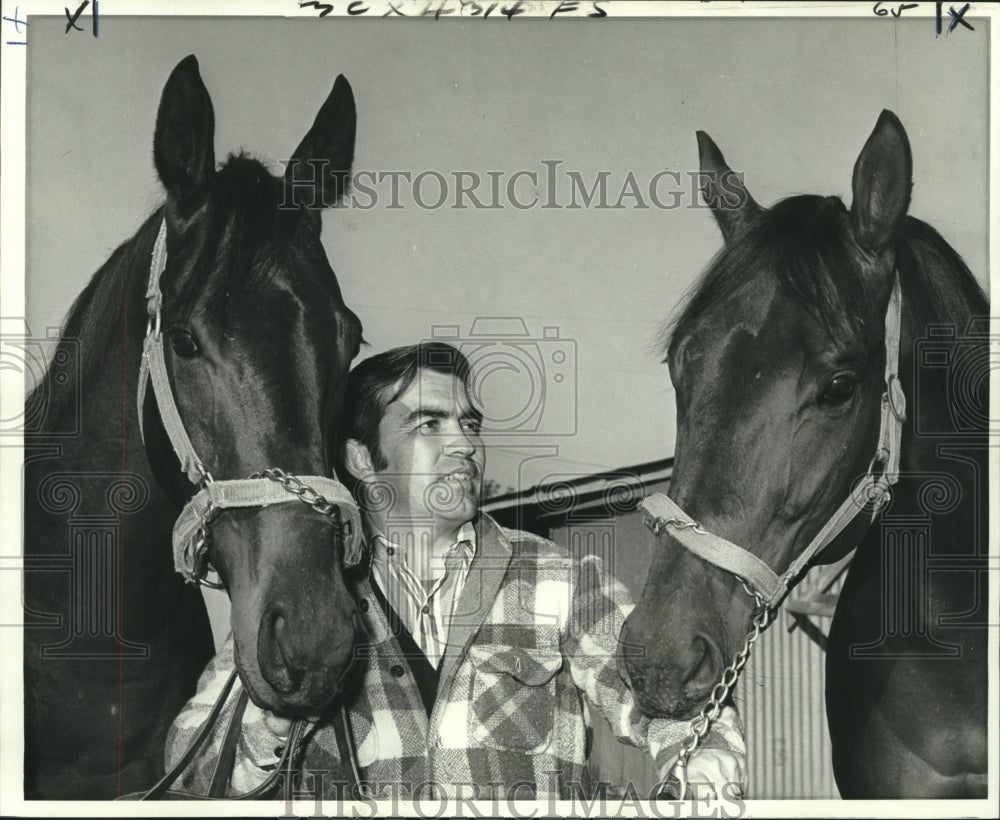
[166,514,745,800]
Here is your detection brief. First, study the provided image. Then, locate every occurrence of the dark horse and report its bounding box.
[24,56,365,799]
[621,111,988,797]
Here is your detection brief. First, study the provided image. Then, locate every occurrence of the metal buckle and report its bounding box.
[886,373,906,423]
[146,303,162,340]
[866,449,889,483]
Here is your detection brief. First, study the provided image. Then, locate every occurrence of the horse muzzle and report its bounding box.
[237,600,367,715]
[620,606,725,720]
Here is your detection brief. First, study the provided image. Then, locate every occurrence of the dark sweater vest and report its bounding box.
[370,581,440,716]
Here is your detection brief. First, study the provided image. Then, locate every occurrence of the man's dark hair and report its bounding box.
[338,342,478,480]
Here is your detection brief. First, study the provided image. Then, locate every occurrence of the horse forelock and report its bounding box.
[31,152,340,433]
[170,152,315,324]
[664,196,890,364]
[666,197,987,371]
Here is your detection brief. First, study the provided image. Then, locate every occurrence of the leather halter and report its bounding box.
[136,219,364,584]
[641,274,906,611]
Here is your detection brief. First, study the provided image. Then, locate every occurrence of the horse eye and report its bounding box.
[169,328,200,358]
[819,373,857,406]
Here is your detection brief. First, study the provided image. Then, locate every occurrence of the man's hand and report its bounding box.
[683,749,746,798]
[263,711,321,739]
[657,749,747,800]
[264,712,294,740]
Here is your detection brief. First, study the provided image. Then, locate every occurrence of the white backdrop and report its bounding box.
[22,10,989,496]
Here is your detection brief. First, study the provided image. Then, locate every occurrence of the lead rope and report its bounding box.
[118,670,306,800]
[334,704,365,797]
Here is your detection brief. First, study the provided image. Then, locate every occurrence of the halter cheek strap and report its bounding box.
[136,218,363,586]
[641,274,906,611]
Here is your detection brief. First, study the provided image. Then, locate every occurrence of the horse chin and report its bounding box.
[242,670,342,716]
[627,667,709,721]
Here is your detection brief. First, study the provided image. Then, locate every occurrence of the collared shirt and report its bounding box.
[369,522,476,668]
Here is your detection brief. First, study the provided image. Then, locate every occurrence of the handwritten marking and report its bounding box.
[937,1,974,36]
[3,7,27,31]
[297,0,606,18]
[3,5,28,44]
[551,0,579,18]
[63,0,97,36]
[872,1,919,16]
[65,1,87,32]
[299,0,334,14]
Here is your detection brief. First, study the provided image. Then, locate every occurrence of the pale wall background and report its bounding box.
[24,13,990,495]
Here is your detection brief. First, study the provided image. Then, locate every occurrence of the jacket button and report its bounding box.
[358,599,369,613]
[390,664,405,678]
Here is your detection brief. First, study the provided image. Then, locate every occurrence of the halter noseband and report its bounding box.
[137,219,364,585]
[641,273,906,611]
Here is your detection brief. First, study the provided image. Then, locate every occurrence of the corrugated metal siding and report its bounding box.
[735,594,841,799]
[547,489,844,799]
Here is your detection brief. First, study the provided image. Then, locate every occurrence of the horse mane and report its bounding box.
[894,216,988,330]
[663,195,987,358]
[27,208,164,433]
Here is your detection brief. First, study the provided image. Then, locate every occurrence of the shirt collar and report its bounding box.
[369,520,477,566]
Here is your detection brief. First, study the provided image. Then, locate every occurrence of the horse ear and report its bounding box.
[697,131,763,243]
[850,110,912,251]
[154,55,216,207]
[285,75,357,209]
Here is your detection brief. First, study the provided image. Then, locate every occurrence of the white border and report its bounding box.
[1,1,996,817]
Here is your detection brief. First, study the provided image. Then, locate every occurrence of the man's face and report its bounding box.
[369,368,485,539]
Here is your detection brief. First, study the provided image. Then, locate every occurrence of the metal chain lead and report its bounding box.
[672,591,773,799]
[254,469,359,568]
[648,514,774,799]
[254,468,342,518]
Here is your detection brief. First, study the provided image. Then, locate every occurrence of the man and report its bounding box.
[166,342,746,800]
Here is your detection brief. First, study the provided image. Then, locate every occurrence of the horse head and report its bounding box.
[144,56,363,715]
[621,111,915,719]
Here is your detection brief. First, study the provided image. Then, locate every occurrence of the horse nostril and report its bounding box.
[259,606,304,695]
[683,635,724,698]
